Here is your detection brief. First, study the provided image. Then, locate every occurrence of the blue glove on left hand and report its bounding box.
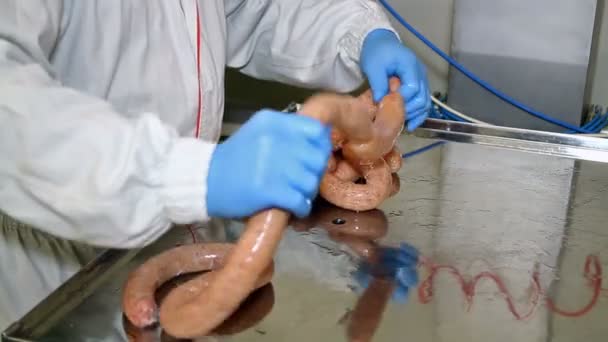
[207,110,331,219]
[360,29,431,131]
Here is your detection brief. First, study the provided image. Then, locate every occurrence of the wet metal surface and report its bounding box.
[3,135,608,342]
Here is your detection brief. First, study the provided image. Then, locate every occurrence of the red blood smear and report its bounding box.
[417,254,603,319]
[541,255,602,317]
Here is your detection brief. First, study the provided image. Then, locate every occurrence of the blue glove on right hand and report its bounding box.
[360,29,431,131]
[207,109,332,219]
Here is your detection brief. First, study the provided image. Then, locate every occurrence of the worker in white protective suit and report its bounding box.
[0,0,431,335]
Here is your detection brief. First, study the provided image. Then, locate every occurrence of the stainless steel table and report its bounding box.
[3,133,608,342]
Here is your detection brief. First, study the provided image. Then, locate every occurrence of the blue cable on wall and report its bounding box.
[378,0,594,134]
[433,99,606,133]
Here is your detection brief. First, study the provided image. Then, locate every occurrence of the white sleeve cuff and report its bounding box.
[160,138,216,224]
[340,0,401,64]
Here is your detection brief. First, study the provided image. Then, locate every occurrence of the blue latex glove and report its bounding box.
[360,29,431,131]
[207,109,332,219]
[353,242,419,303]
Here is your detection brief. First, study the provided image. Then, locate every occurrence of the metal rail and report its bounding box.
[224,102,608,163]
[280,103,608,163]
[413,119,608,164]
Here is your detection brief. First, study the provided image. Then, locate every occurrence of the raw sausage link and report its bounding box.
[159,209,288,338]
[158,82,405,338]
[122,243,235,328]
[320,159,393,211]
[342,79,405,165]
[389,173,401,197]
[123,275,275,341]
[123,78,406,339]
[334,157,361,181]
[384,147,403,173]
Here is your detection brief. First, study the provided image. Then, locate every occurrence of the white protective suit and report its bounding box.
[0,0,398,333]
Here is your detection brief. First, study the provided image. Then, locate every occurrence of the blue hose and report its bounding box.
[433,98,604,132]
[592,112,608,132]
[584,115,604,132]
[566,114,602,133]
[566,107,604,133]
[378,0,592,133]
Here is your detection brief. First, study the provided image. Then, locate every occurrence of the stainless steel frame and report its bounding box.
[226,102,608,164]
[414,119,608,164]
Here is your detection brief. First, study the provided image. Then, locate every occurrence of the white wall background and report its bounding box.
[225,0,607,110]
[388,0,608,104]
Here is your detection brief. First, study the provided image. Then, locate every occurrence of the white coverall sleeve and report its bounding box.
[0,1,214,248]
[225,0,398,92]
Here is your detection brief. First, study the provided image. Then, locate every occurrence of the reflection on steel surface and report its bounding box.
[414,119,608,163]
[4,132,608,342]
[417,254,604,320]
[291,200,395,342]
[2,248,138,341]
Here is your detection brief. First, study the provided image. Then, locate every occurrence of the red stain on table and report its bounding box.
[417,254,604,319]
